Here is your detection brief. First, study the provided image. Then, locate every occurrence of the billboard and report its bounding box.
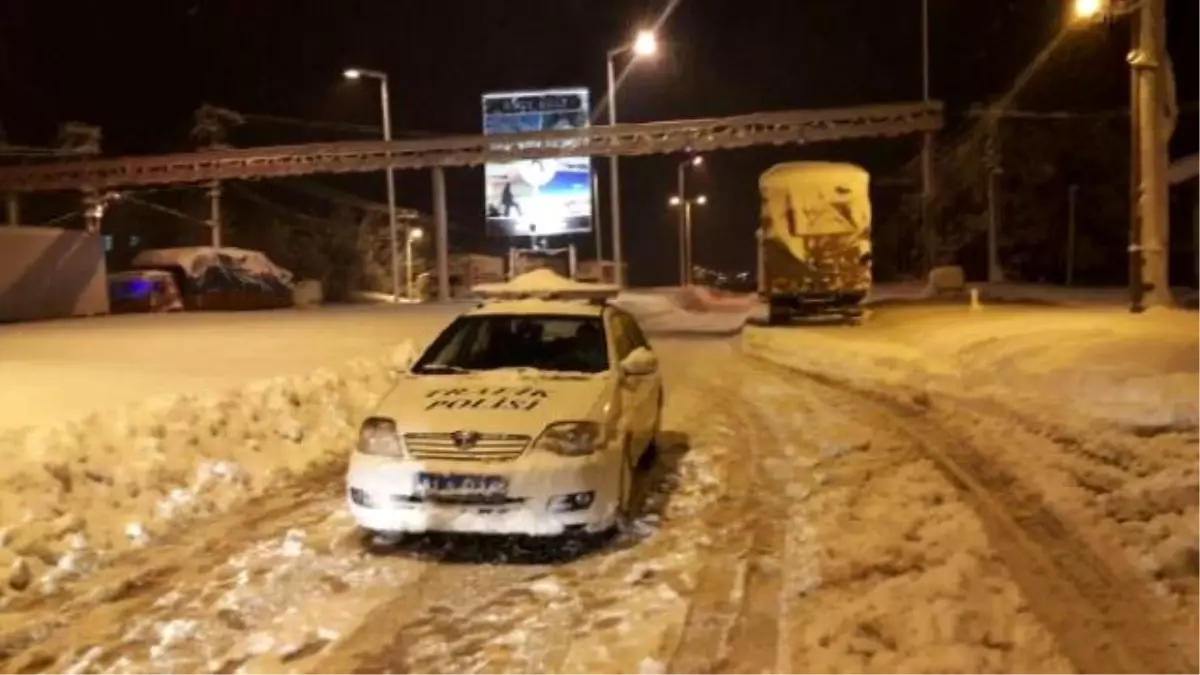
[482,88,592,238]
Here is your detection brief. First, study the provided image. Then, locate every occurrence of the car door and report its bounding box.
[611,309,658,453]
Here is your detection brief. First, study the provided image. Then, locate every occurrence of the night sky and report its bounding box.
[0,0,1196,285]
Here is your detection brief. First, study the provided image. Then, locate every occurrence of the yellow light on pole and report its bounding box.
[343,68,362,80]
[668,195,682,207]
[409,227,425,241]
[691,155,704,167]
[633,30,658,57]
[1072,0,1106,20]
[695,194,708,206]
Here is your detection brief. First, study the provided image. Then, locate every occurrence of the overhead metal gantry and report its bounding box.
[0,101,942,192]
[1,100,942,304]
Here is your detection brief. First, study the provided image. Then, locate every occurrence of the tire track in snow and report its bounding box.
[666,369,797,673]
[0,461,347,672]
[749,354,1198,674]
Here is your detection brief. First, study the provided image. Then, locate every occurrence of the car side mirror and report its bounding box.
[620,347,658,377]
[392,343,421,374]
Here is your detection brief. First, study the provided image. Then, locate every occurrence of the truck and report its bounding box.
[757,161,872,324]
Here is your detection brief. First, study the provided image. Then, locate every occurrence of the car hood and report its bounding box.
[374,369,611,437]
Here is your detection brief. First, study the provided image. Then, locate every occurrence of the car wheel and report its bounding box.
[615,435,636,528]
[637,392,664,472]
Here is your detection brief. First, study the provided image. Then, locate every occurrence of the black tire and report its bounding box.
[637,392,664,472]
[615,436,635,528]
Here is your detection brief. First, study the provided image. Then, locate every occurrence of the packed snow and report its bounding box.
[0,341,411,604]
[742,302,1199,650]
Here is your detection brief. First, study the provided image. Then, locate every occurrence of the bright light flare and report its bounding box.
[695,194,708,206]
[409,227,425,241]
[691,155,704,167]
[668,195,682,207]
[1072,0,1106,20]
[343,68,362,80]
[633,30,658,57]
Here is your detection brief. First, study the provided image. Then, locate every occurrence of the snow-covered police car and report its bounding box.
[346,278,663,538]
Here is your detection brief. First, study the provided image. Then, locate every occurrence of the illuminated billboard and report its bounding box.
[482,88,592,238]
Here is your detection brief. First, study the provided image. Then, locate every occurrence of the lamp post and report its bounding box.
[674,155,704,285]
[344,67,405,302]
[605,29,658,289]
[1070,0,1176,310]
[920,0,937,274]
[669,193,707,286]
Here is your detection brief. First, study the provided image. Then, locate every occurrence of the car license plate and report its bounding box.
[414,473,508,496]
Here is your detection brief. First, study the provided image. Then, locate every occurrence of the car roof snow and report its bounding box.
[465,297,606,318]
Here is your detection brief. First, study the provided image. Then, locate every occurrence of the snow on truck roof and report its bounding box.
[468,269,616,317]
[759,161,869,186]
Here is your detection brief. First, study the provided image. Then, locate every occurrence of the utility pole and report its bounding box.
[920,0,937,273]
[207,181,222,248]
[1132,0,1175,308]
[1127,9,1144,312]
[192,105,242,250]
[984,114,1003,282]
[4,194,18,226]
[592,171,603,261]
[676,163,687,285]
[1066,183,1078,285]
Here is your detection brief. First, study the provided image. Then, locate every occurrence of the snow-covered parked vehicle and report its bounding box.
[346,272,664,539]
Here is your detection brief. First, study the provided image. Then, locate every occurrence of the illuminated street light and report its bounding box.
[1072,0,1106,20]
[633,30,658,57]
[606,29,661,289]
[691,155,704,167]
[343,66,406,301]
[667,194,708,286]
[409,226,425,241]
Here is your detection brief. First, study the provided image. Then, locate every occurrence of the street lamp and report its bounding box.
[1068,0,1175,310]
[668,193,707,286]
[344,66,405,302]
[1072,0,1106,20]
[674,155,704,285]
[605,29,659,289]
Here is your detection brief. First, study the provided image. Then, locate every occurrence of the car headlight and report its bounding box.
[358,416,404,457]
[533,421,601,457]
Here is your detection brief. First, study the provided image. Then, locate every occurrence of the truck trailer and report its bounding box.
[757,161,872,324]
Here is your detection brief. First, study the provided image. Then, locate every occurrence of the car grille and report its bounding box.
[403,432,531,462]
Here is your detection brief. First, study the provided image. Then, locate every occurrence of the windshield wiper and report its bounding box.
[414,364,471,374]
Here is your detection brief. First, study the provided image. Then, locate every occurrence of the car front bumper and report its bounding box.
[345,450,620,537]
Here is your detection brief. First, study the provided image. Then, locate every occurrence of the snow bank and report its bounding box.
[0,342,413,600]
[743,305,1199,624]
[614,289,753,335]
[743,306,1199,431]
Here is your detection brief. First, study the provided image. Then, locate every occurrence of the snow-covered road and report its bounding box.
[3,335,1193,674]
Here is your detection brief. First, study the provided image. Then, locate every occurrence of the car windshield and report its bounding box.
[412,314,609,374]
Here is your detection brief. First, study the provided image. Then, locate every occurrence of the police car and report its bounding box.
[346,275,663,538]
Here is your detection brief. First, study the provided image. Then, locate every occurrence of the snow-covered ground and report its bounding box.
[742,303,1199,665]
[0,341,1090,674]
[0,289,1195,673]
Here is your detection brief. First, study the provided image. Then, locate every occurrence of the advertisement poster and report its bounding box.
[482,88,592,238]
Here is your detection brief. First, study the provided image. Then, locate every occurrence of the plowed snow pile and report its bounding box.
[743,305,1199,633]
[0,343,412,603]
[613,289,752,334]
